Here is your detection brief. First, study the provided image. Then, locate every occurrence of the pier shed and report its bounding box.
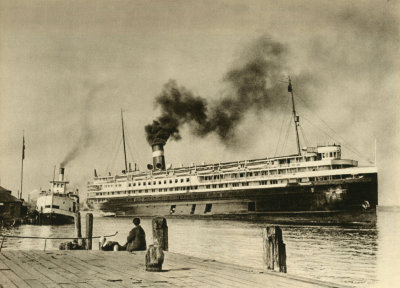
[0,186,22,221]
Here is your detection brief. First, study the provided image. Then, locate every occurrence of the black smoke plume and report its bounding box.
[60,84,102,167]
[145,81,208,145]
[145,36,288,146]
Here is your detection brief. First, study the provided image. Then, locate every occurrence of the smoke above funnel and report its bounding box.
[60,84,103,167]
[145,81,208,145]
[145,36,288,146]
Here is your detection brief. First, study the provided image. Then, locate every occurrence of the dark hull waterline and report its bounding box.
[37,213,75,225]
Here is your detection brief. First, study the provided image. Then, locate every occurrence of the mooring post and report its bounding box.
[86,213,93,250]
[152,216,168,251]
[75,212,85,247]
[145,216,167,272]
[75,212,82,237]
[145,244,164,272]
[263,226,287,273]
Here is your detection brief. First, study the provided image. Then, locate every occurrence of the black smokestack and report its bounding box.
[59,167,65,181]
[152,143,166,170]
[145,36,288,146]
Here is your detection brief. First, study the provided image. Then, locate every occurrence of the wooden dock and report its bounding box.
[0,250,346,288]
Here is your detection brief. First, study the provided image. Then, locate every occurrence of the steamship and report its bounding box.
[36,168,79,225]
[86,81,378,224]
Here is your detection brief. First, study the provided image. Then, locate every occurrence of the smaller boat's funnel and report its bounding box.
[59,167,65,181]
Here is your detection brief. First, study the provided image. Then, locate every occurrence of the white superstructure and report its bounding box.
[36,168,79,223]
[87,144,377,206]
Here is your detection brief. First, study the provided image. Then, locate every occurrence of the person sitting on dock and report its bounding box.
[101,217,146,251]
[125,217,147,252]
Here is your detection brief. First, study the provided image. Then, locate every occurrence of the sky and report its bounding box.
[0,0,399,205]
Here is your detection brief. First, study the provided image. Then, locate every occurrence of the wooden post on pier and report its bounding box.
[75,212,82,238]
[152,216,168,251]
[145,244,164,272]
[85,213,93,250]
[263,226,287,273]
[75,212,85,247]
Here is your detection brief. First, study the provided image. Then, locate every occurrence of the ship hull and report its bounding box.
[36,193,79,225]
[96,173,377,225]
[37,212,75,225]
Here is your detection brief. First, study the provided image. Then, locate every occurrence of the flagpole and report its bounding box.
[20,131,25,199]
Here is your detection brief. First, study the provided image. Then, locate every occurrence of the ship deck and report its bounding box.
[0,250,348,287]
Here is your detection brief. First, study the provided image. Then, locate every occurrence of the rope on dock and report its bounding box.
[0,231,118,240]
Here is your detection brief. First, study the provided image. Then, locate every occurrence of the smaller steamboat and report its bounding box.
[36,168,79,225]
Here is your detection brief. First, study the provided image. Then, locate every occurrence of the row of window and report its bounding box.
[259,180,278,185]
[97,165,350,190]
[321,152,340,158]
[90,174,355,198]
[104,184,123,188]
[93,179,289,197]
[128,177,191,187]
[199,166,338,182]
[95,185,199,196]
[44,205,60,209]
[102,178,191,189]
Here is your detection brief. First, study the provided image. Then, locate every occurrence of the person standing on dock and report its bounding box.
[125,217,147,252]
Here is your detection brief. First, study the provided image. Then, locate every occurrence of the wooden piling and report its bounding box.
[152,216,168,251]
[74,212,82,238]
[85,213,93,250]
[75,212,86,247]
[263,226,287,273]
[145,244,164,271]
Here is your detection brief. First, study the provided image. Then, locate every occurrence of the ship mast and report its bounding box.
[19,131,25,199]
[121,109,128,173]
[288,77,301,155]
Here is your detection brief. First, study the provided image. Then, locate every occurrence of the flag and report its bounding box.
[288,82,293,92]
[22,136,25,160]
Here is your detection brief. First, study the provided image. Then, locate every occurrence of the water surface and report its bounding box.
[2,209,400,287]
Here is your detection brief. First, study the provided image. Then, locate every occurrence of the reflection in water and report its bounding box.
[2,210,398,287]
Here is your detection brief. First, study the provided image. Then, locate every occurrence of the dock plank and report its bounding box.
[0,270,31,288]
[18,251,71,285]
[163,253,285,288]
[73,251,181,287]
[63,254,128,287]
[2,252,58,288]
[25,279,46,288]
[0,258,10,270]
[0,270,19,288]
[0,250,348,288]
[167,252,322,288]
[0,252,40,281]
